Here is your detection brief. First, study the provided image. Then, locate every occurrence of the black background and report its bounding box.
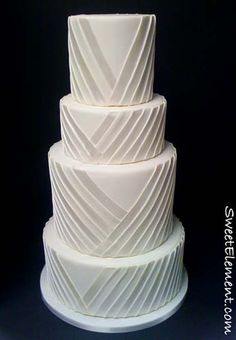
[1,0,235,339]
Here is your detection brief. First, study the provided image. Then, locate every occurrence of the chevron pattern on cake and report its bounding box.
[60,94,166,164]
[43,217,184,318]
[68,14,156,106]
[41,13,188,326]
[49,142,176,257]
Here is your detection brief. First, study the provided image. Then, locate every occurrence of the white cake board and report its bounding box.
[40,266,188,333]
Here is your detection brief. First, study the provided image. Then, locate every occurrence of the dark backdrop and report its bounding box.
[1,1,235,339]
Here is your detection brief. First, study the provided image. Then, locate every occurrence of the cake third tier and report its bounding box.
[49,141,176,257]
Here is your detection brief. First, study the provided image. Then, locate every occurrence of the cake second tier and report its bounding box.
[60,93,166,164]
[49,141,176,257]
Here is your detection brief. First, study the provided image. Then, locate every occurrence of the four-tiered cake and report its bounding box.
[41,14,188,333]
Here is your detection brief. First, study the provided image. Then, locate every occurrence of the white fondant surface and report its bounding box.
[49,141,176,257]
[68,14,156,106]
[43,217,185,318]
[60,94,166,164]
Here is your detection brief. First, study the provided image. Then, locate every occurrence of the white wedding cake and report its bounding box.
[41,14,188,333]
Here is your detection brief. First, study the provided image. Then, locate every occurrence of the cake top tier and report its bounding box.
[68,14,156,106]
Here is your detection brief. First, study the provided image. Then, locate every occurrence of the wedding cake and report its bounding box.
[41,14,188,333]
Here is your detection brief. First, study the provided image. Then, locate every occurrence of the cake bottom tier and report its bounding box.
[43,216,185,319]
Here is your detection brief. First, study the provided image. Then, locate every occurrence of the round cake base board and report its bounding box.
[40,266,188,333]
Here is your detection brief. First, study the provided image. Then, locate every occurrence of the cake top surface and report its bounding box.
[69,14,155,19]
[60,93,165,112]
